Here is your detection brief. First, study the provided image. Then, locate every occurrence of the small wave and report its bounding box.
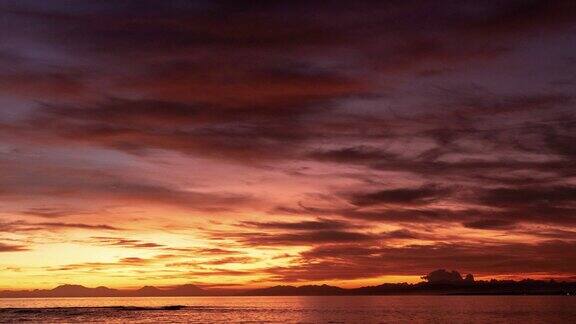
[0,305,187,313]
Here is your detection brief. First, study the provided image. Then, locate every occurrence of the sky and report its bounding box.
[0,0,575,290]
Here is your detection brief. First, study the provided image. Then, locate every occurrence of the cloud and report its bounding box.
[266,240,576,281]
[202,256,259,266]
[275,196,576,227]
[308,146,397,165]
[26,98,328,161]
[232,230,378,246]
[19,207,89,218]
[36,222,118,230]
[227,226,431,248]
[347,185,448,207]
[163,247,241,255]
[4,1,574,165]
[89,237,164,249]
[241,218,358,231]
[119,257,151,265]
[0,156,255,212]
[380,229,422,239]
[0,242,28,252]
[0,221,119,232]
[462,219,517,230]
[430,89,573,116]
[478,186,576,207]
[49,253,184,272]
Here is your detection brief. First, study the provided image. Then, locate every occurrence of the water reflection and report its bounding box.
[0,296,575,323]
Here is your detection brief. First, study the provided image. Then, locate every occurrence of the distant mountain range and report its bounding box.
[2,269,575,297]
[241,280,576,296]
[0,283,207,298]
[241,284,347,296]
[2,280,575,298]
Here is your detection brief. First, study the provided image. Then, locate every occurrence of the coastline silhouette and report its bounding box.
[2,270,574,297]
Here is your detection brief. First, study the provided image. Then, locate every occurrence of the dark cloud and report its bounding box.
[479,186,576,208]
[519,228,576,240]
[164,247,241,255]
[185,269,253,277]
[380,229,422,239]
[227,226,429,248]
[276,194,576,227]
[90,237,164,249]
[26,97,343,161]
[0,221,119,232]
[19,207,89,218]
[202,256,259,265]
[4,0,574,163]
[119,257,150,265]
[266,240,576,281]
[463,219,517,230]
[430,89,573,116]
[0,70,86,100]
[241,218,357,231]
[308,146,397,164]
[0,242,29,252]
[0,156,254,211]
[37,222,118,230]
[233,230,378,246]
[49,254,174,271]
[348,185,448,207]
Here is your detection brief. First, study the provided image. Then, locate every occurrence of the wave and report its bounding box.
[0,305,188,313]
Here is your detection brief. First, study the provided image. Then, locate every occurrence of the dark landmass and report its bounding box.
[244,280,576,296]
[242,284,347,296]
[2,270,575,298]
[0,284,208,298]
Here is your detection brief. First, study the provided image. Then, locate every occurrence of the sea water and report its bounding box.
[1,295,575,323]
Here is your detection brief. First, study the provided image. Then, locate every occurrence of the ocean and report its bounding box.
[0,296,575,323]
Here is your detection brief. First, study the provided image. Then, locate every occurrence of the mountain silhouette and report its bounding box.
[0,284,205,298]
[1,270,575,297]
[134,286,164,296]
[242,284,346,296]
[167,284,205,296]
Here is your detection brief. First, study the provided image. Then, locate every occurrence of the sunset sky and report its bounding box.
[0,0,575,290]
